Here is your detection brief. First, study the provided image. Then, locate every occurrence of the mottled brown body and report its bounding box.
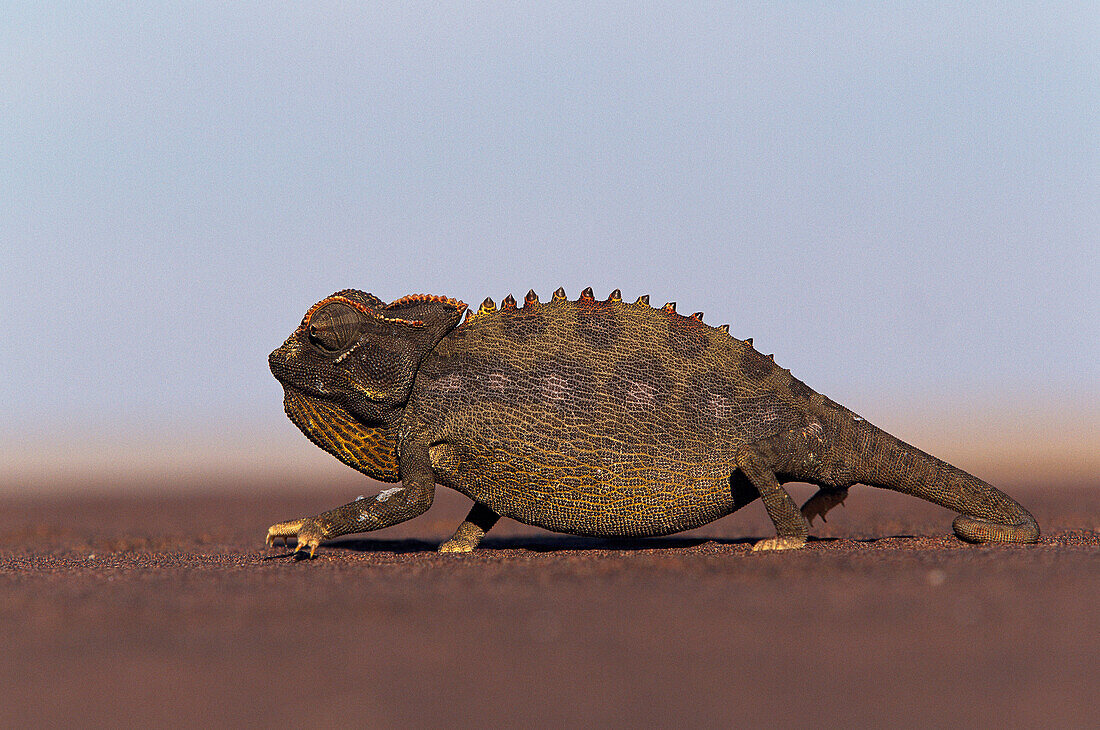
[414,295,814,536]
[266,288,1039,555]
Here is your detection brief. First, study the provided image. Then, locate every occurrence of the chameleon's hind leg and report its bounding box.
[438,502,500,553]
[736,439,809,551]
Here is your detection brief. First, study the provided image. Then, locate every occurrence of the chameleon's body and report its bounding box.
[267,288,1039,555]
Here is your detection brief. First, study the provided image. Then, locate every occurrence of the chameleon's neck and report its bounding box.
[849,419,1038,540]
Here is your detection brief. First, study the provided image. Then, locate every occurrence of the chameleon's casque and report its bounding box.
[267,287,1039,556]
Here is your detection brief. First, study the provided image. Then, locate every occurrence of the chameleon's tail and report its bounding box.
[850,421,1040,544]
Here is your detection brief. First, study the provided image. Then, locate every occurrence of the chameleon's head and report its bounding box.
[269,289,467,424]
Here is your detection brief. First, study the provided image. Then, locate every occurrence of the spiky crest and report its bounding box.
[453,288,743,343]
[461,297,497,325]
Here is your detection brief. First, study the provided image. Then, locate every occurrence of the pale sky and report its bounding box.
[2,3,1097,488]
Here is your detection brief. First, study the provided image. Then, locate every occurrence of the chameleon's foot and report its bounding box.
[266,517,326,558]
[437,503,498,553]
[437,536,477,553]
[751,536,807,552]
[437,520,486,553]
[801,487,849,526]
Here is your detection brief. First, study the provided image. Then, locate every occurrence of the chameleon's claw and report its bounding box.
[266,518,323,555]
[291,539,318,558]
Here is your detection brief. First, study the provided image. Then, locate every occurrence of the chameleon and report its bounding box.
[266,287,1040,556]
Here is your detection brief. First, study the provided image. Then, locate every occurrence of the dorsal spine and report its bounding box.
[457,288,755,350]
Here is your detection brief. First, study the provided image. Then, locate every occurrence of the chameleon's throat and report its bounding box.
[282,386,400,483]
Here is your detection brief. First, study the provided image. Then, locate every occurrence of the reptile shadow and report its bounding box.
[323,537,441,554]
[473,535,914,551]
[311,534,904,555]
[260,534,921,559]
[329,534,769,553]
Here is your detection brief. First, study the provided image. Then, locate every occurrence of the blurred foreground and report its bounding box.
[0,481,1096,726]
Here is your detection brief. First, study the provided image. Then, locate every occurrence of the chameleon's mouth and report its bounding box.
[282,386,400,482]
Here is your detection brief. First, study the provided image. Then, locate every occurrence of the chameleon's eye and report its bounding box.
[307,302,362,352]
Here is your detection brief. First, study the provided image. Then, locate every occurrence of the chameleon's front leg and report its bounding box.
[266,440,437,557]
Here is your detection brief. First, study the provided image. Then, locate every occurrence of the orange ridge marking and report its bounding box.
[299,294,375,328]
[300,295,425,331]
[385,293,468,313]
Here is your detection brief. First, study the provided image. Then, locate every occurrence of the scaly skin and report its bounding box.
[265,287,1039,556]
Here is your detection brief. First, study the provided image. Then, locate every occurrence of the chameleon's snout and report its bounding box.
[268,342,296,384]
[268,345,283,378]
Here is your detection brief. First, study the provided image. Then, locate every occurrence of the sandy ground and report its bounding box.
[1,481,1096,727]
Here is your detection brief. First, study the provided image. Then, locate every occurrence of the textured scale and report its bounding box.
[283,387,398,482]
[415,291,807,535]
[266,287,1041,555]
